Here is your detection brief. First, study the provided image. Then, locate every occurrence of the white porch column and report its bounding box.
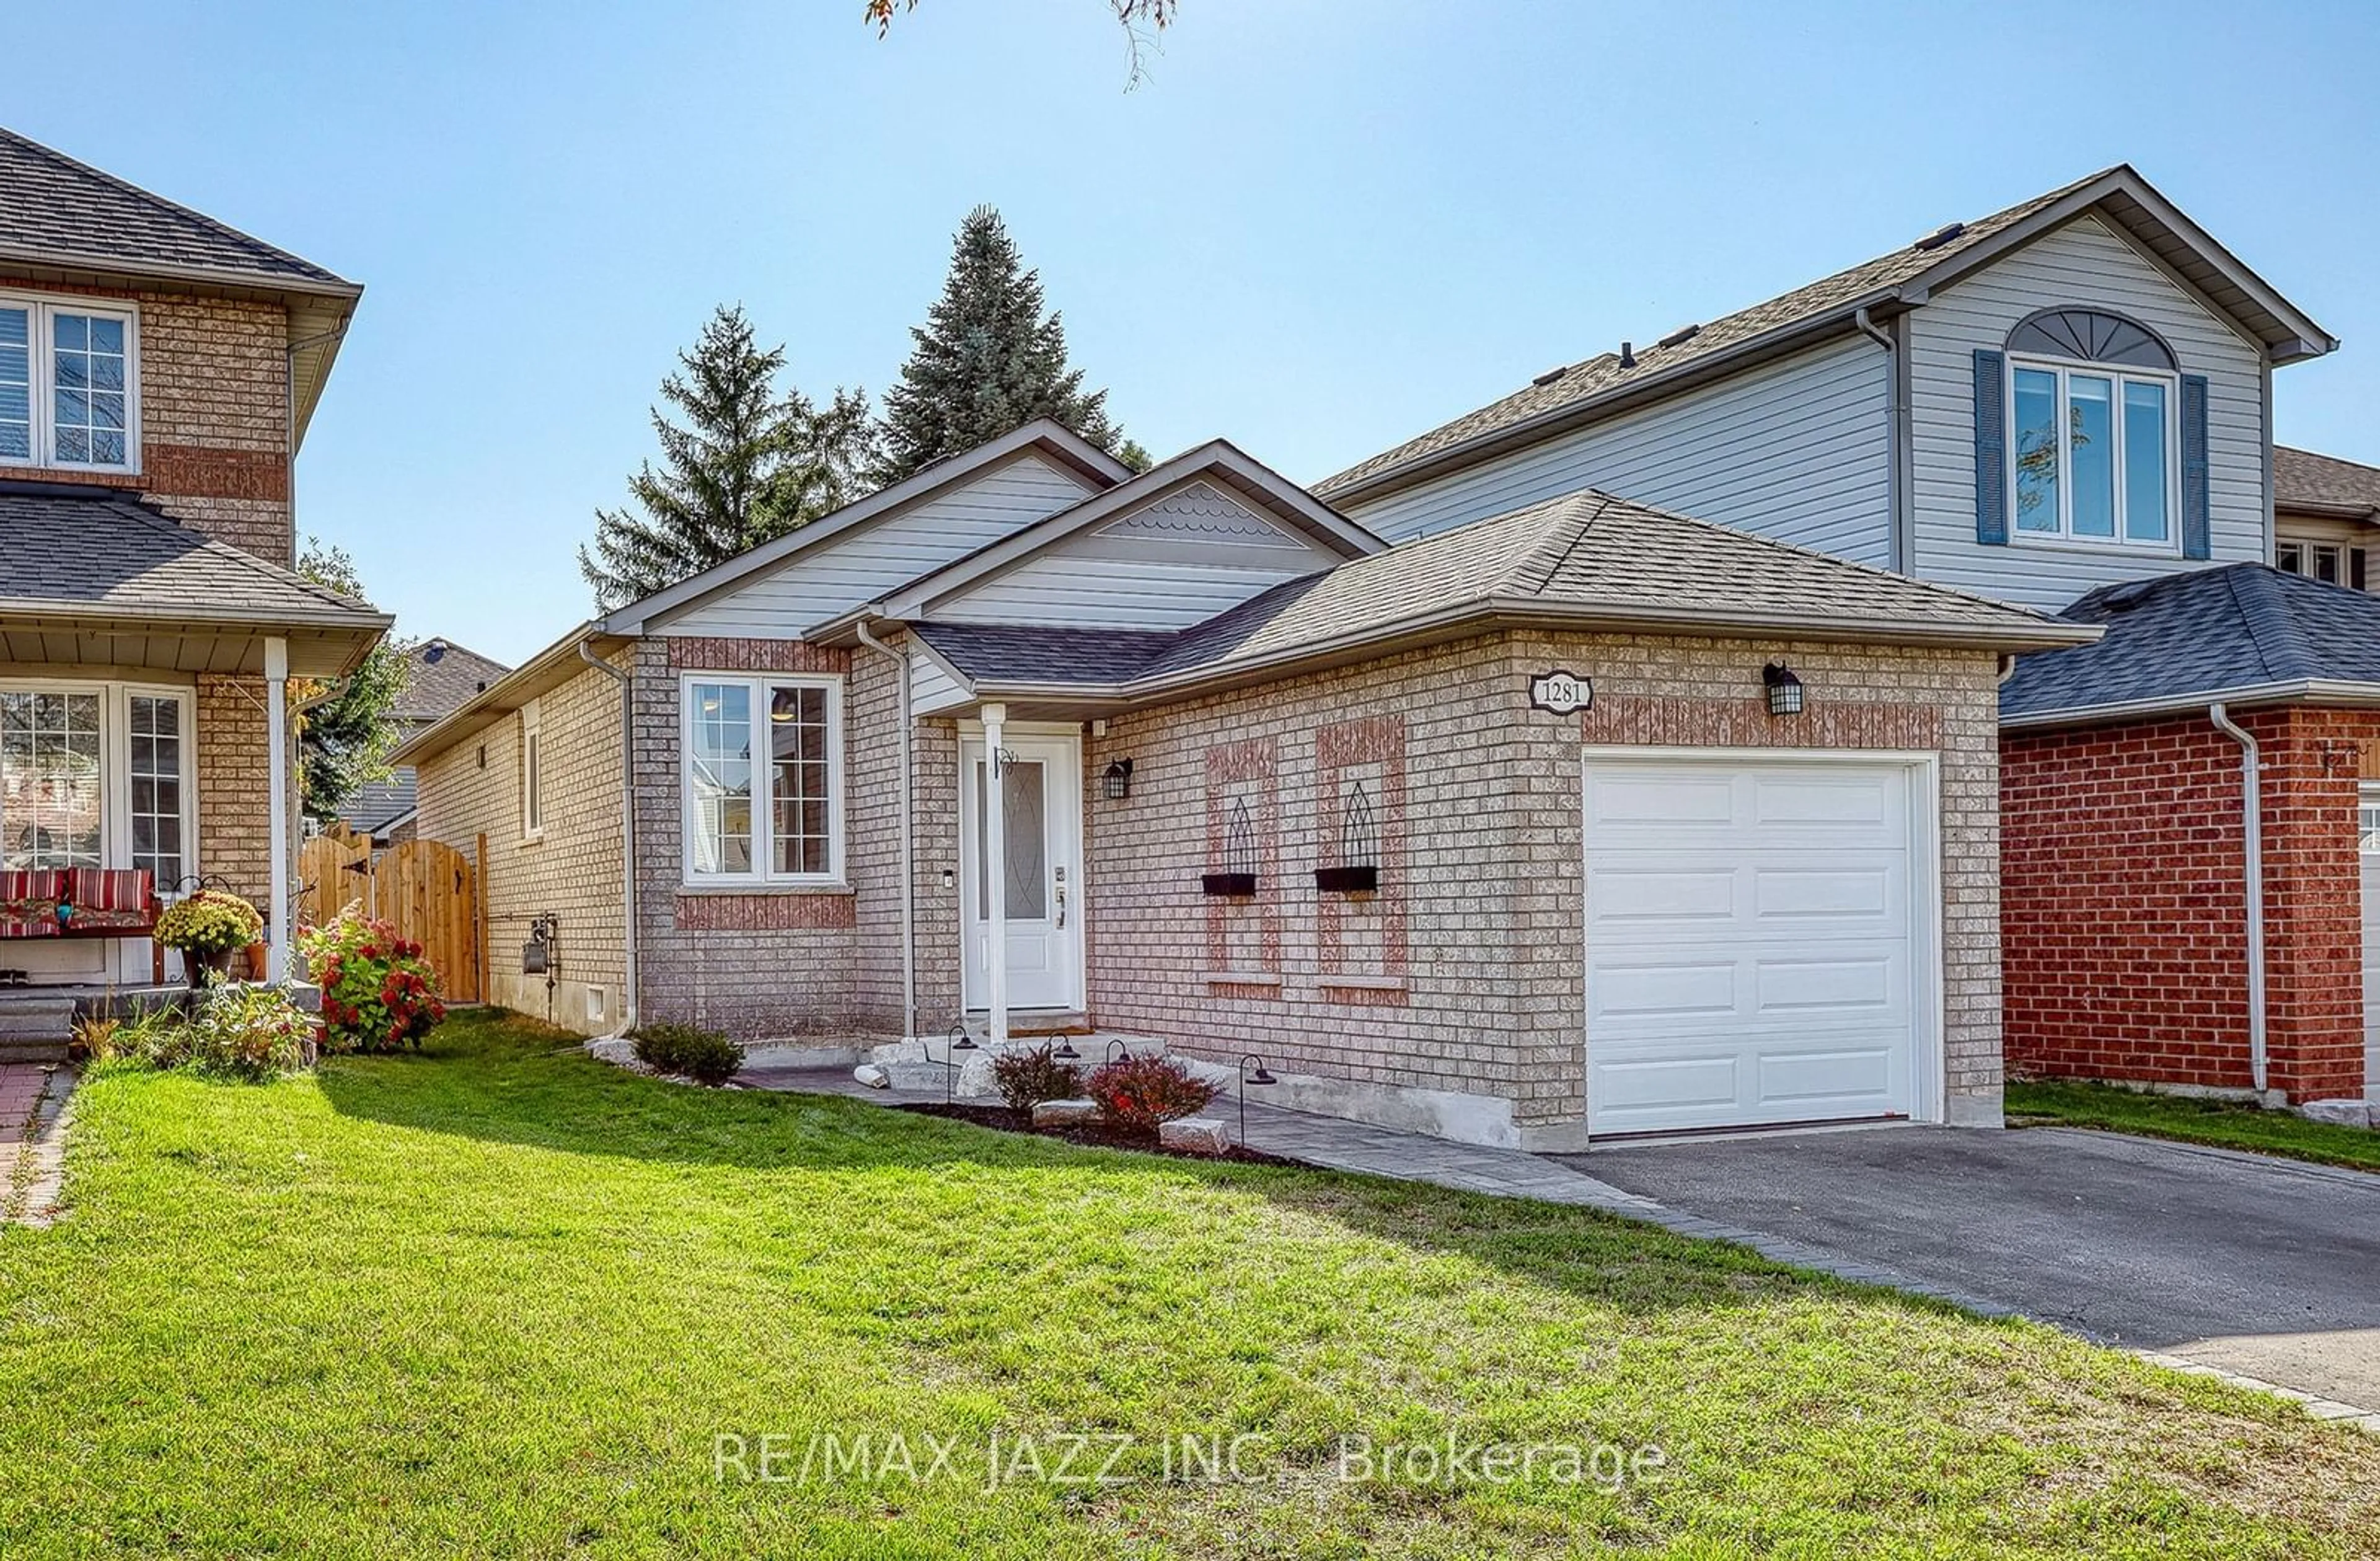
[264,636,291,983]
[980,701,1009,1045]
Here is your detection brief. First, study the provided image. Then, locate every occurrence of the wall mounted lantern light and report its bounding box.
[1763,663,1805,718]
[1102,758,1134,801]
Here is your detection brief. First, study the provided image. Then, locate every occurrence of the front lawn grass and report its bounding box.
[2008,1078,2380,1173]
[2,1012,2376,1559]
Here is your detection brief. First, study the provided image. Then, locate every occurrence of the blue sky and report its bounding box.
[8,1,2377,663]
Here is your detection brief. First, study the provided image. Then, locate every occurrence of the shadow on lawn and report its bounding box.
[310,1018,1917,1317]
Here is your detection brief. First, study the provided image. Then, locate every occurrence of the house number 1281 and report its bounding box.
[1527,670,1592,715]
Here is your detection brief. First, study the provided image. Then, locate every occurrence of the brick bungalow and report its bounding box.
[399,421,2089,1148]
[2001,563,2380,1107]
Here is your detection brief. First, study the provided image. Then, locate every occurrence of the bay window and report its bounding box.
[0,684,190,884]
[2011,358,2175,546]
[682,673,842,884]
[0,293,138,472]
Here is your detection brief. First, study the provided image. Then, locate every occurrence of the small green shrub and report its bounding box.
[299,903,445,1053]
[992,1044,1082,1114]
[116,986,312,1081]
[1086,1054,1217,1131]
[630,1023,743,1086]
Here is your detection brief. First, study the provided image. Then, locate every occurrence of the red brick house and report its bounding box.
[2000,565,2380,1107]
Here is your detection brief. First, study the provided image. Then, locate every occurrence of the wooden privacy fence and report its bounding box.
[296,827,483,1002]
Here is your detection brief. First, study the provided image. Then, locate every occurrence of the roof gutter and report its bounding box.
[576,639,638,1035]
[2207,703,2268,1095]
[2001,678,2380,731]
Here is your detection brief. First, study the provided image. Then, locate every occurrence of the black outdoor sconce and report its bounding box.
[1763,662,1805,718]
[1314,777,1381,894]
[1102,758,1134,801]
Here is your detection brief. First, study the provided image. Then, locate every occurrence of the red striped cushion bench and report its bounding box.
[0,869,160,940]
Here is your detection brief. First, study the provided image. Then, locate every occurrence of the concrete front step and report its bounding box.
[0,1001,79,1043]
[0,1039,68,1064]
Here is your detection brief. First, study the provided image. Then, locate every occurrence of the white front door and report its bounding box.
[2361,789,2380,1103]
[959,733,1083,1014]
[1582,754,1928,1135]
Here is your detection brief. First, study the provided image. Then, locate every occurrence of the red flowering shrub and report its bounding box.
[299,902,446,1053]
[1085,1054,1217,1132]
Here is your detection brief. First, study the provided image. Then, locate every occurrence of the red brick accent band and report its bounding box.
[0,464,142,490]
[144,444,290,502]
[1581,694,1943,750]
[1315,714,1409,1002]
[665,637,850,674]
[673,892,858,931]
[1204,737,1280,979]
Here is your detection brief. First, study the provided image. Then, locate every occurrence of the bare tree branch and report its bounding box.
[866,2,1176,87]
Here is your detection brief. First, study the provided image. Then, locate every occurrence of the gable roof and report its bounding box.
[398,640,511,724]
[2275,444,2380,522]
[2001,564,2380,727]
[813,439,1385,635]
[599,418,1132,635]
[1320,166,2335,508]
[0,127,363,448]
[909,489,2096,705]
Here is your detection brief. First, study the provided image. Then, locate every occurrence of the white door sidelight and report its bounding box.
[959,732,1084,1014]
[1581,751,1939,1135]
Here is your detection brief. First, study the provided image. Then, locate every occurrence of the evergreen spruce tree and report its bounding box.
[579,306,876,609]
[876,206,1135,480]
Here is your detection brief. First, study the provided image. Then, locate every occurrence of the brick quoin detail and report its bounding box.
[673,893,858,932]
[1315,714,1409,1006]
[1581,694,1944,750]
[1204,737,1280,978]
[2002,707,2374,1102]
[664,638,850,675]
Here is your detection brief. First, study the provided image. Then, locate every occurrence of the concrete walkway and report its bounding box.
[1,1061,74,1228]
[737,1063,2379,1436]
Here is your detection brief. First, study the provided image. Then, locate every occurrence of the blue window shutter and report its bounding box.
[1973,349,2007,546]
[2180,373,2211,560]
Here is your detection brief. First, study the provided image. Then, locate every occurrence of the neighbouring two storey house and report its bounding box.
[0,128,387,996]
[1312,165,2373,1110]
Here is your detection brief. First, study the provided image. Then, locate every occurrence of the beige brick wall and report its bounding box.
[195,674,275,907]
[1082,629,2004,1138]
[416,655,627,1030]
[0,277,294,564]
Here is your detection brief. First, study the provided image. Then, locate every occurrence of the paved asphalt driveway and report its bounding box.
[1566,1125,2380,1412]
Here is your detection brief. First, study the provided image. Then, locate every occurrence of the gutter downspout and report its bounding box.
[853,618,918,1040]
[580,641,638,1033]
[2208,703,2268,1094]
[1853,306,1906,573]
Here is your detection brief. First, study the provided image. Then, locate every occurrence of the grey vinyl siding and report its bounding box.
[932,483,1344,630]
[909,649,967,713]
[657,454,1096,639]
[1339,335,1893,565]
[1907,214,2267,611]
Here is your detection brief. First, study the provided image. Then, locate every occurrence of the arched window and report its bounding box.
[2002,308,2180,547]
[2006,307,2175,371]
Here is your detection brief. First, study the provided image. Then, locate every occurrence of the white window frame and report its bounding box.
[0,290,142,474]
[0,678,196,884]
[2006,353,2179,552]
[679,671,845,888]
[519,699,544,843]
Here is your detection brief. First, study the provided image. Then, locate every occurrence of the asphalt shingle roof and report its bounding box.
[0,126,351,290]
[0,489,381,623]
[1316,170,2104,498]
[397,640,511,723]
[334,773,418,836]
[2000,564,2380,720]
[2275,445,2380,519]
[917,490,2080,692]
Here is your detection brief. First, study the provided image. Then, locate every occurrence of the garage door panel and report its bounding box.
[1585,757,1920,1134]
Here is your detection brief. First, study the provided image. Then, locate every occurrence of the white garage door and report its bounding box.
[1583,756,1924,1135]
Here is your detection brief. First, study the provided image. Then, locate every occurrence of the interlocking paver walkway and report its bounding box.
[2,1061,74,1227]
